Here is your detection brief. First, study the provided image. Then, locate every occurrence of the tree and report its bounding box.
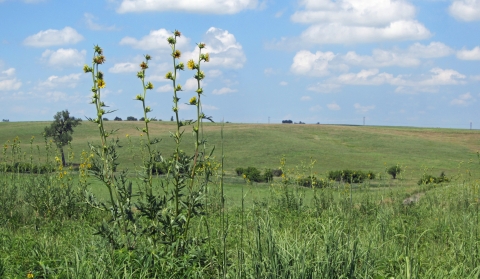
[114,116,122,121]
[44,110,81,166]
[387,165,401,179]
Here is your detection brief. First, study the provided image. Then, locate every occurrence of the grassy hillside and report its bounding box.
[1,121,479,181]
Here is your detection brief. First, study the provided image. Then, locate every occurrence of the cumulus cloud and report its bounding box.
[84,13,117,31]
[283,0,431,45]
[327,102,341,111]
[0,67,21,91]
[449,0,480,21]
[291,50,344,76]
[336,69,404,85]
[457,46,480,60]
[0,78,21,91]
[195,27,246,69]
[120,28,190,51]
[37,73,82,89]
[41,48,86,68]
[419,68,466,86]
[24,27,84,47]
[212,87,237,95]
[354,103,375,113]
[109,62,137,73]
[183,78,199,91]
[451,92,474,106]
[116,0,259,14]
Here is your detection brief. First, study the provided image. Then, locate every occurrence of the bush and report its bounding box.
[235,167,245,176]
[263,168,273,182]
[328,169,368,183]
[297,175,317,187]
[245,166,263,182]
[271,168,283,177]
[387,165,401,179]
[418,171,450,185]
[1,162,55,174]
[126,116,138,121]
[114,116,122,121]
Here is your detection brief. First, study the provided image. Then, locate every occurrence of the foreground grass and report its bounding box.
[1,170,479,278]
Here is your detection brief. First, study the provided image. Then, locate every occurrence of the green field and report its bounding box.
[1,121,479,278]
[1,120,478,179]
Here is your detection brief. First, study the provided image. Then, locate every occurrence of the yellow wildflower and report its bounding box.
[97,79,106,88]
[187,59,195,70]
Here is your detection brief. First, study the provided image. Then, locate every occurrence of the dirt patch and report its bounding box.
[403,192,425,205]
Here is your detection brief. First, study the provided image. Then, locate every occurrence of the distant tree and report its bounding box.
[44,110,81,166]
[170,116,174,121]
[387,165,402,179]
[126,116,137,121]
[103,117,109,121]
[114,116,122,121]
[139,117,145,121]
[282,120,293,124]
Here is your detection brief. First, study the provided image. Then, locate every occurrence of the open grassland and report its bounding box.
[1,121,479,278]
[1,121,479,182]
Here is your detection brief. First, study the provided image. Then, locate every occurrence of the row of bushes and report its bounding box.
[418,172,450,185]
[327,170,376,183]
[235,167,278,182]
[1,162,56,174]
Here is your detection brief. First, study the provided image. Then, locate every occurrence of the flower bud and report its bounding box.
[145,106,151,113]
[175,84,182,91]
[165,71,173,80]
[137,71,144,79]
[145,54,151,60]
[167,36,176,45]
[176,62,184,70]
[145,82,154,90]
[140,61,148,70]
[173,106,178,112]
[174,30,181,37]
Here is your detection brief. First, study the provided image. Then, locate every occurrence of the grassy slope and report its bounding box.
[1,121,479,181]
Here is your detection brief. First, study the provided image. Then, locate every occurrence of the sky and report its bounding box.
[0,0,479,128]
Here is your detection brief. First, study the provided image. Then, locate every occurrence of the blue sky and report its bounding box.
[0,0,479,128]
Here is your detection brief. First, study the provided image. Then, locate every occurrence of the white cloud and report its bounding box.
[336,68,404,85]
[301,96,311,101]
[212,87,237,95]
[183,78,199,91]
[354,103,375,113]
[116,0,258,14]
[419,68,466,86]
[288,0,431,45]
[450,92,474,106]
[37,73,82,89]
[109,62,137,73]
[291,50,340,76]
[0,78,21,91]
[292,0,416,26]
[0,67,21,91]
[24,27,84,47]
[198,27,246,69]
[449,0,480,21]
[408,42,454,58]
[309,105,322,111]
[208,69,222,78]
[44,91,68,102]
[457,46,480,60]
[300,21,431,45]
[41,48,86,68]
[280,81,288,86]
[120,28,190,51]
[1,68,15,76]
[84,13,117,31]
[202,104,219,110]
[327,102,340,111]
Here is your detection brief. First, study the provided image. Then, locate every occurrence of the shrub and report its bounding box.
[263,168,273,182]
[271,168,283,177]
[418,171,450,185]
[297,175,317,187]
[244,166,263,182]
[328,169,368,183]
[114,116,122,121]
[387,165,401,179]
[126,116,138,121]
[235,167,245,176]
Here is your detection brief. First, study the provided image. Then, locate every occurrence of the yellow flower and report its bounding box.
[145,82,154,90]
[187,59,195,70]
[203,53,210,62]
[97,79,106,88]
[27,271,34,279]
[189,96,197,105]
